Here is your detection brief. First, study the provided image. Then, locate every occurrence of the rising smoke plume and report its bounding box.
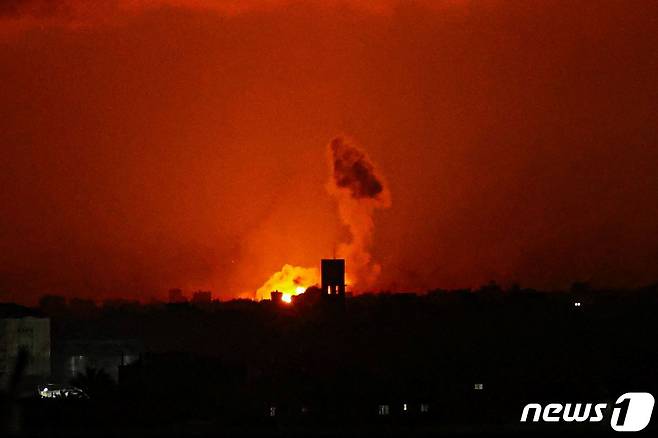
[327,137,391,289]
[255,136,390,299]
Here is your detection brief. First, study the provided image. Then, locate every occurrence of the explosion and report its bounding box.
[256,136,390,300]
[256,264,319,301]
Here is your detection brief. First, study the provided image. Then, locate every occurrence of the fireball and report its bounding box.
[256,264,319,301]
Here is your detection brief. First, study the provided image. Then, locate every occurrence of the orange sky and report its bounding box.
[1,0,658,303]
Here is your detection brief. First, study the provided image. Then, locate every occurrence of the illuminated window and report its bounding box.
[378,405,390,416]
[474,383,484,390]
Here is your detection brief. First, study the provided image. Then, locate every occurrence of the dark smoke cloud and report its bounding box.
[0,0,397,26]
[327,137,391,290]
[0,0,69,18]
[330,137,384,200]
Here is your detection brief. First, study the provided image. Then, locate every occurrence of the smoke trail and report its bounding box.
[256,136,389,299]
[327,137,391,290]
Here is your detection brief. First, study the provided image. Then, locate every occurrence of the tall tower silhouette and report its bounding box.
[321,259,345,297]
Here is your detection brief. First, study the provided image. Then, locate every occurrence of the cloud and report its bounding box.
[330,137,385,200]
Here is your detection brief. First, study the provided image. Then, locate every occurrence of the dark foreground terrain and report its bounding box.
[3,283,657,436]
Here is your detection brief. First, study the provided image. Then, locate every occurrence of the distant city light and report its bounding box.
[574,302,582,307]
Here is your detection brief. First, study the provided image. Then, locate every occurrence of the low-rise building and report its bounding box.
[0,304,51,391]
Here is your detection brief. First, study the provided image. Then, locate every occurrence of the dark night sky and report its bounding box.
[1,0,657,303]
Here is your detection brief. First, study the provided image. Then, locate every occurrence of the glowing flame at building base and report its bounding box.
[256,264,319,301]
[256,136,388,301]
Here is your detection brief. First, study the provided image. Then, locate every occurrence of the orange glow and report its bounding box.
[281,286,306,304]
[256,264,319,301]
[2,1,658,305]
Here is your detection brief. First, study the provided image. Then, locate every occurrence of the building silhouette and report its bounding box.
[191,291,212,307]
[168,288,186,303]
[321,259,345,297]
[270,291,283,304]
[0,304,51,393]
